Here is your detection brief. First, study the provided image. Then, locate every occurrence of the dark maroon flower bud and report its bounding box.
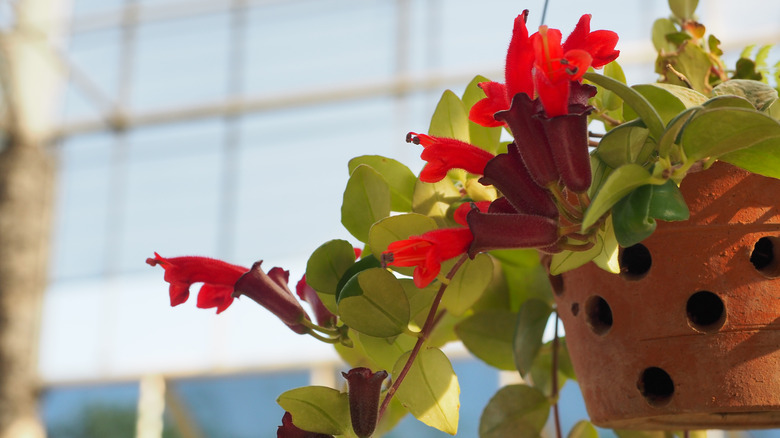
[494,93,560,188]
[568,81,597,107]
[488,197,518,214]
[296,275,337,328]
[466,210,559,257]
[342,367,388,438]
[233,261,310,334]
[537,106,593,193]
[277,412,334,438]
[479,144,558,218]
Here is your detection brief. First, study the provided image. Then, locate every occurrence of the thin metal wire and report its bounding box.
[540,0,550,26]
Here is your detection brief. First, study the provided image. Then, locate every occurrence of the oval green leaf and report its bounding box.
[596,121,651,168]
[341,164,392,242]
[513,299,553,376]
[306,239,357,295]
[277,386,350,435]
[393,347,460,435]
[348,155,417,212]
[356,331,416,372]
[455,309,518,370]
[440,253,493,316]
[568,420,599,438]
[681,107,780,162]
[584,72,664,140]
[338,268,410,338]
[479,384,550,438]
[583,164,665,230]
[412,179,461,228]
[429,89,470,142]
[335,254,382,301]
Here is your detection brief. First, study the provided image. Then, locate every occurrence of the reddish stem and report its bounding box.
[377,254,469,421]
[552,311,562,438]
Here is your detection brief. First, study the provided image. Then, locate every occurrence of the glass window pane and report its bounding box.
[42,383,139,438]
[244,0,395,95]
[171,371,309,437]
[132,13,230,110]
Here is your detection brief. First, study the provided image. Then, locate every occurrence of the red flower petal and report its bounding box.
[468,82,510,127]
[408,132,495,182]
[505,11,535,99]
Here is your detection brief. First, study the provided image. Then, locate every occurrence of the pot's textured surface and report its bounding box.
[558,161,780,429]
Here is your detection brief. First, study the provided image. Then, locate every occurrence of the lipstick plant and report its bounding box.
[148,1,780,436]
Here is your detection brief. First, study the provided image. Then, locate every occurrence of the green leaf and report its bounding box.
[489,249,551,310]
[393,347,460,434]
[708,34,723,56]
[412,179,461,228]
[549,236,603,275]
[612,180,689,247]
[368,213,437,277]
[647,179,689,221]
[631,83,706,125]
[584,72,665,140]
[720,140,780,179]
[588,154,613,200]
[612,185,657,247]
[429,89,470,142]
[668,0,698,20]
[356,332,416,372]
[398,278,438,329]
[596,121,651,168]
[306,239,358,295]
[682,107,780,162]
[651,18,678,53]
[341,164,391,242]
[335,254,382,301]
[568,420,599,438]
[513,299,553,376]
[583,164,665,230]
[455,309,518,370]
[440,253,493,316]
[462,75,502,154]
[702,95,756,110]
[601,61,627,111]
[661,43,712,94]
[479,384,550,438]
[348,155,417,212]
[277,386,350,435]
[338,268,410,338]
[529,339,575,396]
[657,106,699,158]
[711,79,778,111]
[592,216,620,273]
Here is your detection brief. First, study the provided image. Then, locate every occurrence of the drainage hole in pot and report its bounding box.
[750,236,780,278]
[571,302,579,316]
[584,296,612,335]
[619,244,652,280]
[686,291,725,332]
[637,367,674,407]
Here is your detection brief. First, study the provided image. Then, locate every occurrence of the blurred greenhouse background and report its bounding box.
[0,0,776,436]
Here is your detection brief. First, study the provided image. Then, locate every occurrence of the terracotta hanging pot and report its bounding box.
[556,161,780,430]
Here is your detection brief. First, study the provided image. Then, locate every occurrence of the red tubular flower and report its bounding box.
[563,14,620,68]
[466,210,559,258]
[296,275,337,328]
[537,106,593,193]
[382,227,473,288]
[233,261,310,334]
[407,132,495,183]
[479,144,558,218]
[470,10,534,127]
[146,252,248,314]
[277,412,334,438]
[453,201,491,226]
[494,93,560,188]
[342,367,388,438]
[531,26,593,117]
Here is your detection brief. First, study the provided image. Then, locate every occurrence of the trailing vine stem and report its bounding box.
[552,311,563,438]
[376,254,470,422]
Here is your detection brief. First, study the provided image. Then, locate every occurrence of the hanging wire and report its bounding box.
[540,0,550,26]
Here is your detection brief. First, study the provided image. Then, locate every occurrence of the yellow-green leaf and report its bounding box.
[338,268,410,338]
[393,347,460,434]
[440,253,493,316]
[455,309,518,370]
[479,384,549,438]
[341,164,391,242]
[277,386,350,435]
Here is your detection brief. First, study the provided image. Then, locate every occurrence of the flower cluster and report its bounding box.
[381,10,619,287]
